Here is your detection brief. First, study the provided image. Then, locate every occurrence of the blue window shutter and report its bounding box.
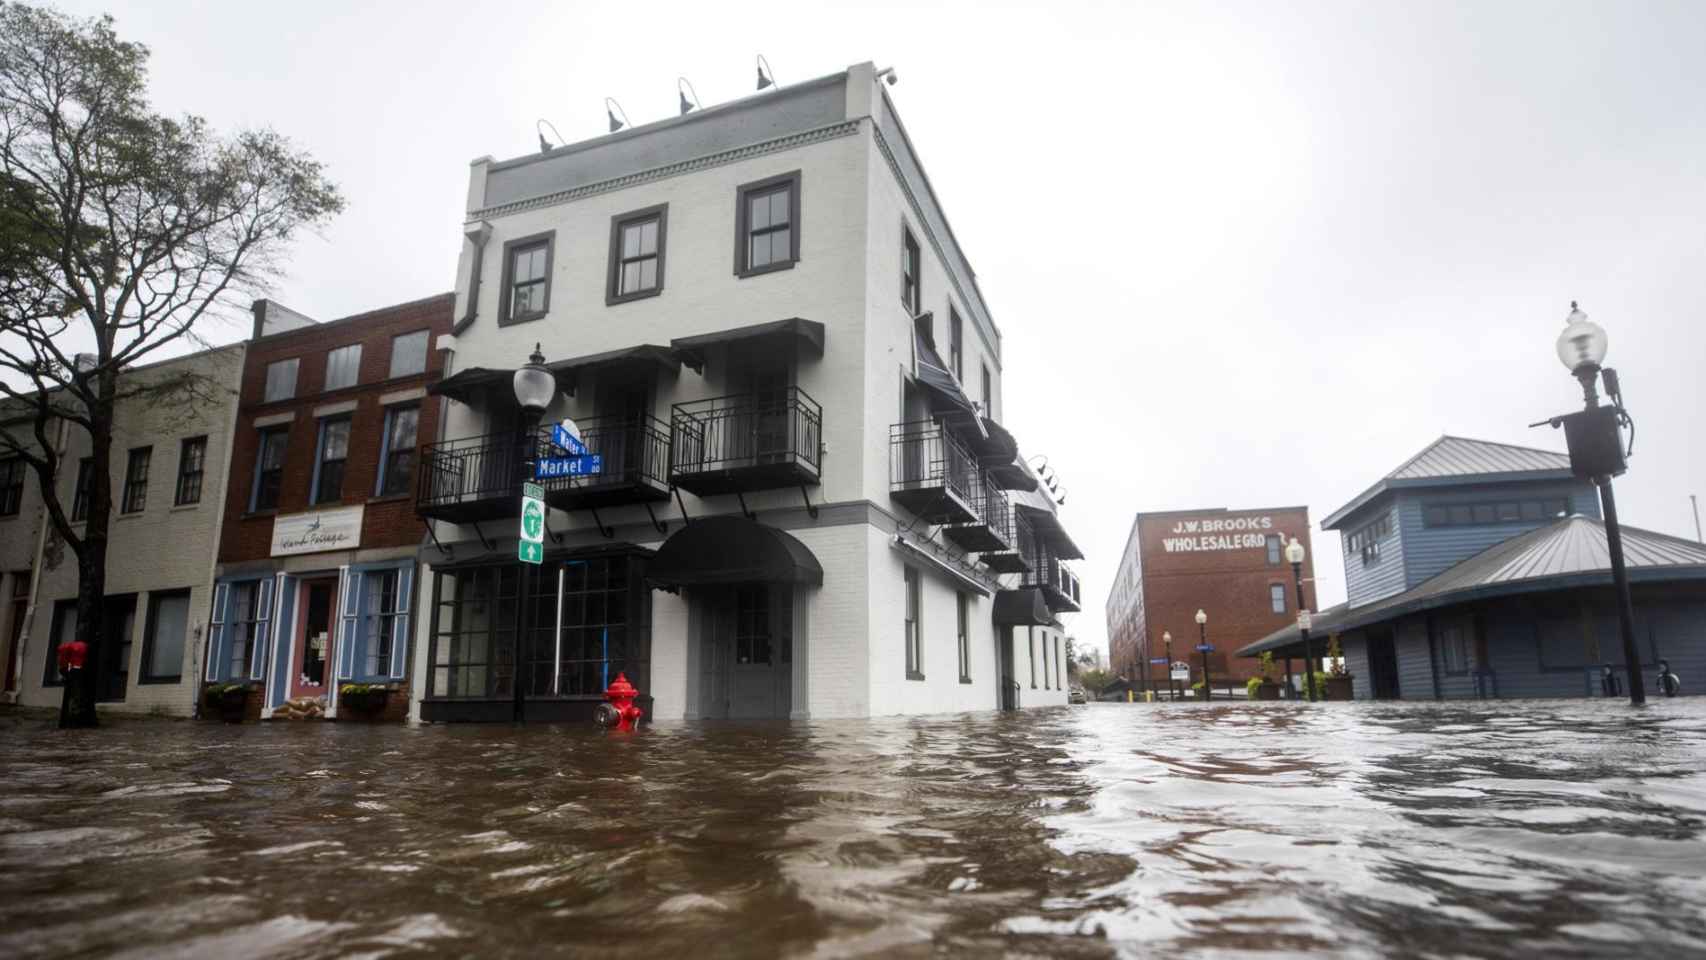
[250,579,273,681]
[390,564,414,680]
[336,565,362,681]
[267,575,297,709]
[206,582,229,682]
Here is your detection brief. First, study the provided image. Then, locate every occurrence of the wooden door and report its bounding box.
[292,578,338,700]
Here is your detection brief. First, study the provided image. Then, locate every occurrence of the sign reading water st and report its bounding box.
[518,482,544,565]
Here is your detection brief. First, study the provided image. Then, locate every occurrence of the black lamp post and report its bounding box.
[1286,536,1316,702]
[1162,630,1174,702]
[511,344,556,722]
[1195,609,1209,702]
[1553,304,1644,706]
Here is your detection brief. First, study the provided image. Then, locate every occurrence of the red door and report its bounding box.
[291,578,339,701]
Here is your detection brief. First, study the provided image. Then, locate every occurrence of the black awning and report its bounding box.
[988,460,1039,492]
[646,516,823,587]
[994,588,1054,626]
[549,344,680,395]
[430,366,513,403]
[976,417,1019,464]
[1015,503,1086,560]
[671,318,825,373]
[913,327,986,439]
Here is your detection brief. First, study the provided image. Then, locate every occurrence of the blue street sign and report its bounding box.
[1195,644,1214,653]
[552,421,587,455]
[1149,657,1168,665]
[537,455,602,479]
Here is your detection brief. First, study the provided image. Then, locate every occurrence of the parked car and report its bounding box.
[1068,687,1087,704]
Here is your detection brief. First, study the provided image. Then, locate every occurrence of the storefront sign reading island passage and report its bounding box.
[270,505,365,557]
[1162,515,1278,553]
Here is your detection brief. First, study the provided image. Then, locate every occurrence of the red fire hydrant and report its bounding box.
[56,638,88,676]
[596,672,643,732]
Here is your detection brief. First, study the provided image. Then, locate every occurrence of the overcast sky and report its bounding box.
[38,0,1706,658]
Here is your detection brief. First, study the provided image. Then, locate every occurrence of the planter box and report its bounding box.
[204,687,251,724]
[338,689,391,720]
[1324,676,1355,701]
[1252,683,1281,701]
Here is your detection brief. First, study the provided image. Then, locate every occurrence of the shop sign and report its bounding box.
[271,505,364,557]
[1161,515,1277,553]
[1170,661,1191,682]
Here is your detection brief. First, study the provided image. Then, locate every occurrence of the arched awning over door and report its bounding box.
[646,516,824,588]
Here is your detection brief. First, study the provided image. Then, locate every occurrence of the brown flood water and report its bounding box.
[2,699,1705,958]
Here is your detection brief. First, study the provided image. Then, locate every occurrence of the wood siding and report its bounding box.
[1394,481,1601,589]
[1340,500,1406,608]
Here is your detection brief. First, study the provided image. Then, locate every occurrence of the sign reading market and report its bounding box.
[1161,515,1276,553]
[270,505,364,557]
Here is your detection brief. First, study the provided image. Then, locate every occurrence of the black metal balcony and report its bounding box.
[1025,550,1081,613]
[669,387,822,496]
[889,421,979,525]
[544,414,672,511]
[942,473,1013,553]
[417,431,530,524]
[977,504,1033,574]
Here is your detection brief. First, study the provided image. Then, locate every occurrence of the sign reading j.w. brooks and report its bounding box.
[270,505,364,557]
[1161,515,1277,553]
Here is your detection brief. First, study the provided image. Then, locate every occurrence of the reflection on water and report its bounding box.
[1,700,1704,958]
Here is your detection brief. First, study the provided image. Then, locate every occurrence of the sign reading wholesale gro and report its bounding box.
[1161,515,1277,553]
[519,482,544,564]
[270,505,364,557]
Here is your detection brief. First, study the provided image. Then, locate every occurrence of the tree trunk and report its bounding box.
[59,387,114,729]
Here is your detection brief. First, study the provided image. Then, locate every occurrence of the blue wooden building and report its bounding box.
[1239,436,1706,699]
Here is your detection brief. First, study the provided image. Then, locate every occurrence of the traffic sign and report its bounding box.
[1170,661,1191,682]
[1195,644,1214,653]
[519,483,545,565]
[536,455,603,479]
[1149,657,1168,665]
[1297,610,1313,631]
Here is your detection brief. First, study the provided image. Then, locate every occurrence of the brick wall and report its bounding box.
[219,294,452,564]
[1133,507,1318,686]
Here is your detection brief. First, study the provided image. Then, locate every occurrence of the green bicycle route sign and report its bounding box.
[519,482,545,564]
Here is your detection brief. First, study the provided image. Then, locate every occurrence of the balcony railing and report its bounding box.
[942,472,1013,553]
[417,430,531,524]
[548,414,672,510]
[1023,547,1081,613]
[670,387,822,496]
[976,501,1033,574]
[889,420,979,525]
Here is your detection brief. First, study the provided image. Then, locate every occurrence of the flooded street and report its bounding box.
[2,701,1705,959]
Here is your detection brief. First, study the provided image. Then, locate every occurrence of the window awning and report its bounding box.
[429,367,515,404]
[977,417,1018,464]
[646,516,823,587]
[1015,503,1085,560]
[671,318,825,373]
[549,344,680,395]
[912,325,985,440]
[987,460,1039,492]
[993,588,1054,626]
[891,534,995,597]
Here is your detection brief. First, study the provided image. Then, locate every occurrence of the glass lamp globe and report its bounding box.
[512,343,556,415]
[1162,631,1171,645]
[1194,609,1207,625]
[1284,536,1306,564]
[1555,302,1608,373]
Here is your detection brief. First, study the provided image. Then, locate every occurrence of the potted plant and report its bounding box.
[338,683,391,719]
[1248,652,1282,700]
[203,682,252,723]
[1323,636,1355,701]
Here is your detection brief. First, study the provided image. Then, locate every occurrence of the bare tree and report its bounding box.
[0,3,342,726]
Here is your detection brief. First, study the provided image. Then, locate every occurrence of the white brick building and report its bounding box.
[411,63,1081,721]
[2,345,243,716]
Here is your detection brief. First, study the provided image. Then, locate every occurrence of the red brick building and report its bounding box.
[1106,506,1318,695]
[207,293,451,720]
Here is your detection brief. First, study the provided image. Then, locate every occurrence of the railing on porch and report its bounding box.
[669,387,822,492]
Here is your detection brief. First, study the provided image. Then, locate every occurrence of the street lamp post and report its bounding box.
[512,344,557,722]
[1286,536,1315,702]
[1195,609,1209,702]
[1552,304,1644,706]
[1162,631,1174,701]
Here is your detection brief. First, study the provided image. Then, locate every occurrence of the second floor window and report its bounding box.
[607,205,666,304]
[501,234,552,325]
[251,428,289,512]
[324,344,362,392]
[1270,583,1287,614]
[263,358,299,403]
[1266,535,1282,565]
[121,446,151,514]
[0,457,23,516]
[389,330,429,379]
[71,457,94,521]
[175,436,206,506]
[1346,514,1392,563]
[980,364,992,415]
[736,172,800,276]
[901,227,921,315]
[948,308,963,381]
[312,418,351,505]
[377,405,418,497]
